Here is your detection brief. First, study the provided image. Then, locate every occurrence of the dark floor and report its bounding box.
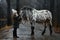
[0,21,60,40]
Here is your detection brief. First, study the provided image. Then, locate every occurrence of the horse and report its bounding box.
[20,7,52,35]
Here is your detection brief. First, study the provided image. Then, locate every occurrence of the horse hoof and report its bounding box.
[50,33,52,36]
[41,33,44,35]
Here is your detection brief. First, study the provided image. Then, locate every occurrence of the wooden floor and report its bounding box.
[0,25,12,32]
[0,23,60,40]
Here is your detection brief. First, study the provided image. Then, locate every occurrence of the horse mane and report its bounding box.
[20,6,33,11]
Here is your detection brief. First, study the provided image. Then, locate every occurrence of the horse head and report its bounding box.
[12,9,18,17]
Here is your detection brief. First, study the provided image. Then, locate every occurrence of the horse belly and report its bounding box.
[36,19,44,23]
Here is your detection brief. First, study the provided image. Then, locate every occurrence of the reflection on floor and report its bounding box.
[0,22,60,40]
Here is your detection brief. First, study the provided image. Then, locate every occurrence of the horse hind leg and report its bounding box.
[49,22,52,35]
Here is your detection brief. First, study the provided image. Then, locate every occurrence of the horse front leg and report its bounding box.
[31,25,34,35]
[30,21,35,35]
[41,22,47,35]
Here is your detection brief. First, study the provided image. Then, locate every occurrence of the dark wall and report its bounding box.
[0,0,7,18]
[56,0,60,24]
[10,0,16,9]
[10,0,60,25]
[11,0,51,10]
[0,0,7,27]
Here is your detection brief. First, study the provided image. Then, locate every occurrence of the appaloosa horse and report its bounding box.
[20,7,52,35]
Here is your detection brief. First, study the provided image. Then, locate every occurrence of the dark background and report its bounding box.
[10,0,60,24]
[0,0,60,26]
